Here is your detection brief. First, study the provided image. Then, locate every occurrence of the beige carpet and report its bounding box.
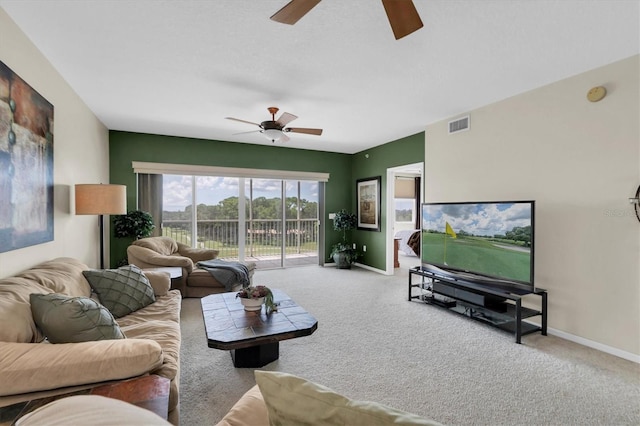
[179,265,640,425]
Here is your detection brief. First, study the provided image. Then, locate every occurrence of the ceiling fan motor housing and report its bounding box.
[260,120,285,142]
[260,120,282,131]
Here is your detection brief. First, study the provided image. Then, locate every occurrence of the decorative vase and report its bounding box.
[240,297,264,312]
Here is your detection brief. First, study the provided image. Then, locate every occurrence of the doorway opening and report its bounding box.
[385,162,423,275]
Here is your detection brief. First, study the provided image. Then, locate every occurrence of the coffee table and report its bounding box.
[201,289,318,367]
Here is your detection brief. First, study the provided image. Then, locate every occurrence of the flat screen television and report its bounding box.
[421,200,535,293]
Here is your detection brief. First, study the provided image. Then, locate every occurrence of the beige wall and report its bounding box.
[0,8,109,277]
[425,55,640,358]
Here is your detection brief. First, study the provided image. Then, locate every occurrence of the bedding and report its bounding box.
[395,229,420,256]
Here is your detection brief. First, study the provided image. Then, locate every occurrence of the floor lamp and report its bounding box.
[75,184,127,269]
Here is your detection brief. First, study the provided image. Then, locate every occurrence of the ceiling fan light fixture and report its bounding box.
[263,128,282,142]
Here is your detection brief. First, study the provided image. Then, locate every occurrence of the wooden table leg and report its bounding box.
[394,238,400,268]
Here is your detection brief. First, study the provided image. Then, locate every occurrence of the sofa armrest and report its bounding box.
[215,385,269,426]
[141,270,171,296]
[127,245,194,272]
[0,339,163,396]
[15,395,172,426]
[177,243,219,263]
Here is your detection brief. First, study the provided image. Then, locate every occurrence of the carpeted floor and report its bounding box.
[179,265,640,425]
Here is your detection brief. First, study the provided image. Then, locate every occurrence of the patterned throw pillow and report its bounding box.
[30,293,125,343]
[83,265,156,318]
[255,371,440,426]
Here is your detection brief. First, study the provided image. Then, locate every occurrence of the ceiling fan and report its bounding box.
[270,0,423,40]
[226,107,323,143]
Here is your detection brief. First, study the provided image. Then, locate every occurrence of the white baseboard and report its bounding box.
[546,326,640,364]
[352,262,386,274]
[329,262,640,364]
[325,262,387,274]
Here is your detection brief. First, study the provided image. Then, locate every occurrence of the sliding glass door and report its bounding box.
[247,178,283,267]
[284,180,319,266]
[196,176,241,259]
[161,175,193,246]
[159,174,318,269]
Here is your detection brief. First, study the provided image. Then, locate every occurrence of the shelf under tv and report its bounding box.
[409,267,547,343]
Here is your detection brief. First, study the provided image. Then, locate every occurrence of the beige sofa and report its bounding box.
[0,257,182,425]
[127,236,256,297]
[13,371,442,426]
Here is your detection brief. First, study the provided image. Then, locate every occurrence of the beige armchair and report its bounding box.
[127,237,256,298]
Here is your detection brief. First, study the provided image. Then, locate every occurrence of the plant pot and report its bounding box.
[239,297,264,312]
[333,252,352,269]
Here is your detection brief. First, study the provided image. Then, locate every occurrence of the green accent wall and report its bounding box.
[351,132,425,270]
[108,130,424,270]
[109,131,352,266]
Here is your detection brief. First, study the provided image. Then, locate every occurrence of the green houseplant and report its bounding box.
[113,210,155,266]
[330,209,359,269]
[113,210,155,239]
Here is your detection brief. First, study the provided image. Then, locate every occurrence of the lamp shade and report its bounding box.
[75,184,127,215]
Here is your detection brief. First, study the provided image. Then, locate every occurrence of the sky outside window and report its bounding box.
[163,175,318,212]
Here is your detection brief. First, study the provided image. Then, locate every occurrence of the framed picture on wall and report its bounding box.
[356,176,381,231]
[0,60,54,253]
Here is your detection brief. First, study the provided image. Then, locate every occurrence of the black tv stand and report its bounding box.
[408,267,547,343]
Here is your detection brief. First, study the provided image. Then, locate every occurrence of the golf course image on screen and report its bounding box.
[421,201,534,286]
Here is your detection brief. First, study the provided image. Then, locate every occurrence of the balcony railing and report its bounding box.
[162,218,318,260]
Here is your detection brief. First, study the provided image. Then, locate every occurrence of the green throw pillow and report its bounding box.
[83,265,155,318]
[30,293,125,344]
[255,371,441,426]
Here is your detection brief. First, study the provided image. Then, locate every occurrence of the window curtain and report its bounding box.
[318,181,326,267]
[137,173,163,237]
[414,177,421,231]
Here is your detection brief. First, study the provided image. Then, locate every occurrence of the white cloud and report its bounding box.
[163,175,319,211]
[423,202,532,236]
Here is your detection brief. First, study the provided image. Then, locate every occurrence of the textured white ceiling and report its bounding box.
[1,0,638,154]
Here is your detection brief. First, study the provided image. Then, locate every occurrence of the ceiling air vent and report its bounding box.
[448,116,470,134]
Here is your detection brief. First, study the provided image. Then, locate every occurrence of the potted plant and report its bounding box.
[113,210,155,266]
[113,210,155,239]
[236,285,278,312]
[330,209,359,269]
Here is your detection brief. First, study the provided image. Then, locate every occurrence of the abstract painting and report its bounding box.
[0,60,54,253]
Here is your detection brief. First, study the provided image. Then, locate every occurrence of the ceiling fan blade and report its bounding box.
[225,117,261,127]
[381,0,424,40]
[286,127,323,136]
[270,0,321,25]
[280,133,291,143]
[232,130,262,135]
[276,112,298,127]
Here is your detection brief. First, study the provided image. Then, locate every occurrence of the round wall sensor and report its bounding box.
[587,86,606,102]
